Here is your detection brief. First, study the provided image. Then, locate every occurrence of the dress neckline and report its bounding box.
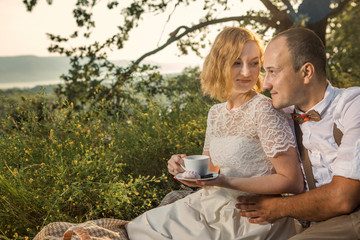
[225,93,259,112]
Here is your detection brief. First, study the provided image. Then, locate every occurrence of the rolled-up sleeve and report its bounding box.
[333,91,360,180]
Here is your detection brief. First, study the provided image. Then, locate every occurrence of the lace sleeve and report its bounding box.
[255,97,296,158]
[203,106,215,152]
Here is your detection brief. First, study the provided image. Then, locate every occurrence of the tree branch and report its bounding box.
[132,15,271,66]
[259,0,281,16]
[259,0,292,27]
[281,0,296,16]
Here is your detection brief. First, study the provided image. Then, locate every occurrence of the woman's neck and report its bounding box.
[226,90,256,110]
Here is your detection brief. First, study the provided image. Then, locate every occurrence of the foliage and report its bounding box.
[24,0,352,58]
[53,53,174,113]
[20,0,354,110]
[0,67,212,239]
[326,1,360,88]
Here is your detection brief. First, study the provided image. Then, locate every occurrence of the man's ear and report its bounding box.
[301,62,315,84]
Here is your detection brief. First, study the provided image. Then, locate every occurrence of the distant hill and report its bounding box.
[0,56,70,85]
[0,55,200,89]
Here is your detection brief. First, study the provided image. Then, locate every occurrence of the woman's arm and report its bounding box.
[198,147,304,195]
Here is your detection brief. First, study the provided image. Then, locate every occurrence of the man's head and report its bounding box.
[263,28,328,110]
[273,27,327,79]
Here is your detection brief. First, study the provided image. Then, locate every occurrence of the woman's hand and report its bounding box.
[175,178,203,187]
[175,174,226,188]
[167,154,186,176]
[196,174,225,187]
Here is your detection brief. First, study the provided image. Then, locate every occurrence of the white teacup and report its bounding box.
[181,155,210,176]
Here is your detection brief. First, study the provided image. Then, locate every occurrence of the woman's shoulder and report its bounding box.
[252,93,273,109]
[252,93,290,119]
[209,102,226,111]
[207,102,226,118]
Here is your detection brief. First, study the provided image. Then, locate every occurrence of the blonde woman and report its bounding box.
[126,27,304,239]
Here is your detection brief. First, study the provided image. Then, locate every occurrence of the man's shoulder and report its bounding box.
[333,87,360,113]
[333,86,360,99]
[333,86,360,131]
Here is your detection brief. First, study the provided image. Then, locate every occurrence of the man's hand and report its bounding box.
[236,195,284,223]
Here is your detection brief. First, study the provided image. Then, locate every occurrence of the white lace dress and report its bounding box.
[126,94,298,240]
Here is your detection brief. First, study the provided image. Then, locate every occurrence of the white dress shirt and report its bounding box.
[293,83,360,188]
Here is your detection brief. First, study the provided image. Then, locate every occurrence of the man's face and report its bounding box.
[262,37,303,109]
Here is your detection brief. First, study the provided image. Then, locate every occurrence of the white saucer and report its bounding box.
[176,171,219,182]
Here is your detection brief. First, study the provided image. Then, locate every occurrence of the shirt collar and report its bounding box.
[295,81,335,116]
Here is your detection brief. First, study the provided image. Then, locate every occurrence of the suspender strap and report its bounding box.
[294,121,344,191]
[333,123,343,146]
[294,121,317,190]
[293,119,344,229]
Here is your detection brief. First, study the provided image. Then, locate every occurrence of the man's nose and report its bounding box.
[262,73,272,90]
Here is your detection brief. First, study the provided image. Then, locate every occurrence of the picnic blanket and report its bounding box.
[33,218,129,240]
[34,188,195,240]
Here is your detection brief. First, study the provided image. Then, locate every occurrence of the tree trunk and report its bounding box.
[297,0,331,45]
[307,17,328,45]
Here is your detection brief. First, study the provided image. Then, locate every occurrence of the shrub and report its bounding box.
[0,68,212,239]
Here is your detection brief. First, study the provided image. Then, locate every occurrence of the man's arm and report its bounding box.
[237,176,360,223]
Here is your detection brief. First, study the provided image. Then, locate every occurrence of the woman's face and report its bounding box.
[230,41,261,95]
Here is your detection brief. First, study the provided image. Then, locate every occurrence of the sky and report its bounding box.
[0,0,265,65]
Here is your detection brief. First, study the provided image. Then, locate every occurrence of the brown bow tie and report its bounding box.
[291,110,321,124]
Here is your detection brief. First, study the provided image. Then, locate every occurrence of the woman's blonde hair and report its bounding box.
[200,27,264,102]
